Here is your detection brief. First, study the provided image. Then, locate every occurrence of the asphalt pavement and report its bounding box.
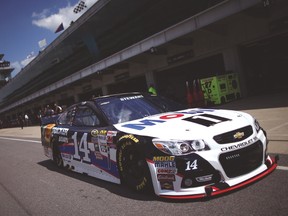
[0,92,287,154]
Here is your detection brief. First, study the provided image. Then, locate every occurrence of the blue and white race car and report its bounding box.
[41,92,277,199]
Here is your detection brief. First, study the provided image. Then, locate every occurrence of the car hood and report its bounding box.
[113,108,255,140]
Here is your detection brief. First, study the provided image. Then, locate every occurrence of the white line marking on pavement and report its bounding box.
[0,137,41,143]
[39,179,55,187]
[276,166,288,171]
[267,122,288,132]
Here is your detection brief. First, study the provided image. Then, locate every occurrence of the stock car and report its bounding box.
[41,92,278,199]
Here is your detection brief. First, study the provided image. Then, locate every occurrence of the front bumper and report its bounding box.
[147,155,277,199]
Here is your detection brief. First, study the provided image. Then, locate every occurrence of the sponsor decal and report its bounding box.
[98,135,107,144]
[120,95,143,101]
[61,153,72,160]
[136,177,147,191]
[94,143,104,160]
[221,137,258,151]
[233,131,245,139]
[120,140,132,151]
[91,129,107,137]
[100,144,108,153]
[153,156,176,168]
[107,131,117,145]
[196,174,213,183]
[91,132,117,149]
[157,168,177,174]
[53,127,69,136]
[118,149,124,171]
[91,129,98,137]
[122,119,165,130]
[121,109,216,130]
[91,137,98,143]
[59,136,68,143]
[119,134,139,143]
[155,161,176,168]
[153,156,175,161]
[157,174,175,182]
[107,131,117,137]
[160,182,174,190]
[154,156,177,174]
[159,113,184,119]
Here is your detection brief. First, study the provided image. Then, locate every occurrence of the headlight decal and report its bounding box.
[254,119,261,132]
[191,140,206,151]
[152,139,210,156]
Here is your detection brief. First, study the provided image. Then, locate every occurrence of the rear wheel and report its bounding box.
[52,139,63,168]
[117,138,152,192]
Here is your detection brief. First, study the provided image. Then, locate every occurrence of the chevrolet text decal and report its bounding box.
[121,109,219,130]
[221,137,258,151]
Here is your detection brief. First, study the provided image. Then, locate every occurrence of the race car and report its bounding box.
[41,92,277,199]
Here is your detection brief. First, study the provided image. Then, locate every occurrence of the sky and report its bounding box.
[0,0,98,77]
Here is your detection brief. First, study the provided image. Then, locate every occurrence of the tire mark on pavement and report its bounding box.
[0,137,41,143]
[0,182,32,216]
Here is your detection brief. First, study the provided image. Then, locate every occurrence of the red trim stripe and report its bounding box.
[159,162,277,200]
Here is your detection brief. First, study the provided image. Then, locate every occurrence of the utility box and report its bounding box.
[200,73,241,105]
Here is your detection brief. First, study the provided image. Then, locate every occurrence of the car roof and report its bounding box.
[93,92,144,100]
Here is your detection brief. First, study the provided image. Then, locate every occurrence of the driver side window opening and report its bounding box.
[58,107,75,125]
[74,106,100,126]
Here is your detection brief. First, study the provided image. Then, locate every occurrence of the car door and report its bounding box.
[69,104,117,172]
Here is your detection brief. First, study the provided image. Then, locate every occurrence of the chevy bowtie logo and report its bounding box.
[233,132,245,139]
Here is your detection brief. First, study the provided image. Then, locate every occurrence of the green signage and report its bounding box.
[200,73,241,105]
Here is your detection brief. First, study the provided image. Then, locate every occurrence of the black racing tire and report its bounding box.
[117,138,152,193]
[52,139,63,168]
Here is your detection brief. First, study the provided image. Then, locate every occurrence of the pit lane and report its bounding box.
[0,92,287,216]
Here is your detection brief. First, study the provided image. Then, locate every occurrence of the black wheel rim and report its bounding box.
[121,146,147,180]
[53,145,63,167]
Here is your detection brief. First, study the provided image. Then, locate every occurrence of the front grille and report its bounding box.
[219,141,263,178]
[213,125,253,144]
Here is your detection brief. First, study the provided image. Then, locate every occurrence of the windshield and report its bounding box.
[95,94,186,124]
[146,94,186,112]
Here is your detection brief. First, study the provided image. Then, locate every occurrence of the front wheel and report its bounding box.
[117,138,152,193]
